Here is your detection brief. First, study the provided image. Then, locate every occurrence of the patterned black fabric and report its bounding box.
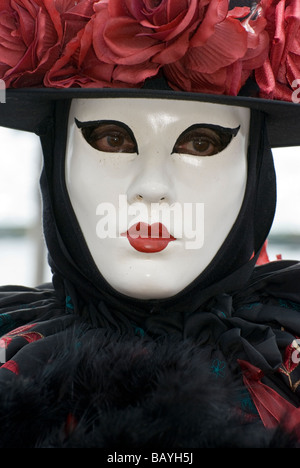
[1,260,300,447]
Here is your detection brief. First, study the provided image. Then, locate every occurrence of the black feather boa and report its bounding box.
[0,326,297,449]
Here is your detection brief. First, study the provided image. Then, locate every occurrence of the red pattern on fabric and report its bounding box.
[239,359,300,437]
[0,323,43,347]
[1,360,19,375]
[281,339,300,375]
[256,241,270,265]
[64,413,78,437]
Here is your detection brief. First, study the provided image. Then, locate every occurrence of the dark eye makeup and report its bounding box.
[172,124,240,157]
[75,119,138,154]
[75,119,239,157]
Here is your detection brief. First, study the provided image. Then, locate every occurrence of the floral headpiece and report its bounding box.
[0,0,299,102]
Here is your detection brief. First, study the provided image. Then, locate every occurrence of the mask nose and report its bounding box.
[127,146,176,205]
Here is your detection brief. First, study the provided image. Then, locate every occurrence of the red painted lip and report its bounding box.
[121,222,176,253]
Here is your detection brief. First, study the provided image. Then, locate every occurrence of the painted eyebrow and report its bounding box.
[75,118,139,154]
[175,123,240,138]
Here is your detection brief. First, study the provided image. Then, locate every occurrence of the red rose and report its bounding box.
[255,0,300,102]
[0,0,270,93]
[164,5,269,95]
[44,16,120,88]
[0,0,93,88]
[45,6,145,88]
[91,0,228,85]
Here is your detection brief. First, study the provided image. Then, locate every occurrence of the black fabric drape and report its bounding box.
[38,99,276,336]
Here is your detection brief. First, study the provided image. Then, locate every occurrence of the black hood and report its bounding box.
[39,96,276,335]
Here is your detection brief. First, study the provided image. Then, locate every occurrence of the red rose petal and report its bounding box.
[190,0,228,46]
[140,10,187,39]
[154,28,191,64]
[186,19,247,74]
[103,17,161,63]
[12,2,36,47]
[141,0,198,42]
[255,58,276,97]
[113,61,160,84]
[0,14,26,66]
[107,0,131,18]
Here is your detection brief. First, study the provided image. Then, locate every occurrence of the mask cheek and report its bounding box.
[171,136,247,255]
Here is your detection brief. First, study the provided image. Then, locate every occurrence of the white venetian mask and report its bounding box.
[65,98,250,299]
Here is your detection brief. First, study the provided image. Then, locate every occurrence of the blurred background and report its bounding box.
[0,126,299,288]
[0,127,51,286]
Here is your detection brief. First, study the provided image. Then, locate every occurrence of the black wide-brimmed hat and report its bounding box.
[0,0,299,147]
[2,85,300,148]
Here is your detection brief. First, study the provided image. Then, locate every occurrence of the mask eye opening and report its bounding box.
[75,118,139,154]
[172,124,240,157]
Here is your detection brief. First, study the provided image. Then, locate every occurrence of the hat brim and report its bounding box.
[1,87,299,148]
